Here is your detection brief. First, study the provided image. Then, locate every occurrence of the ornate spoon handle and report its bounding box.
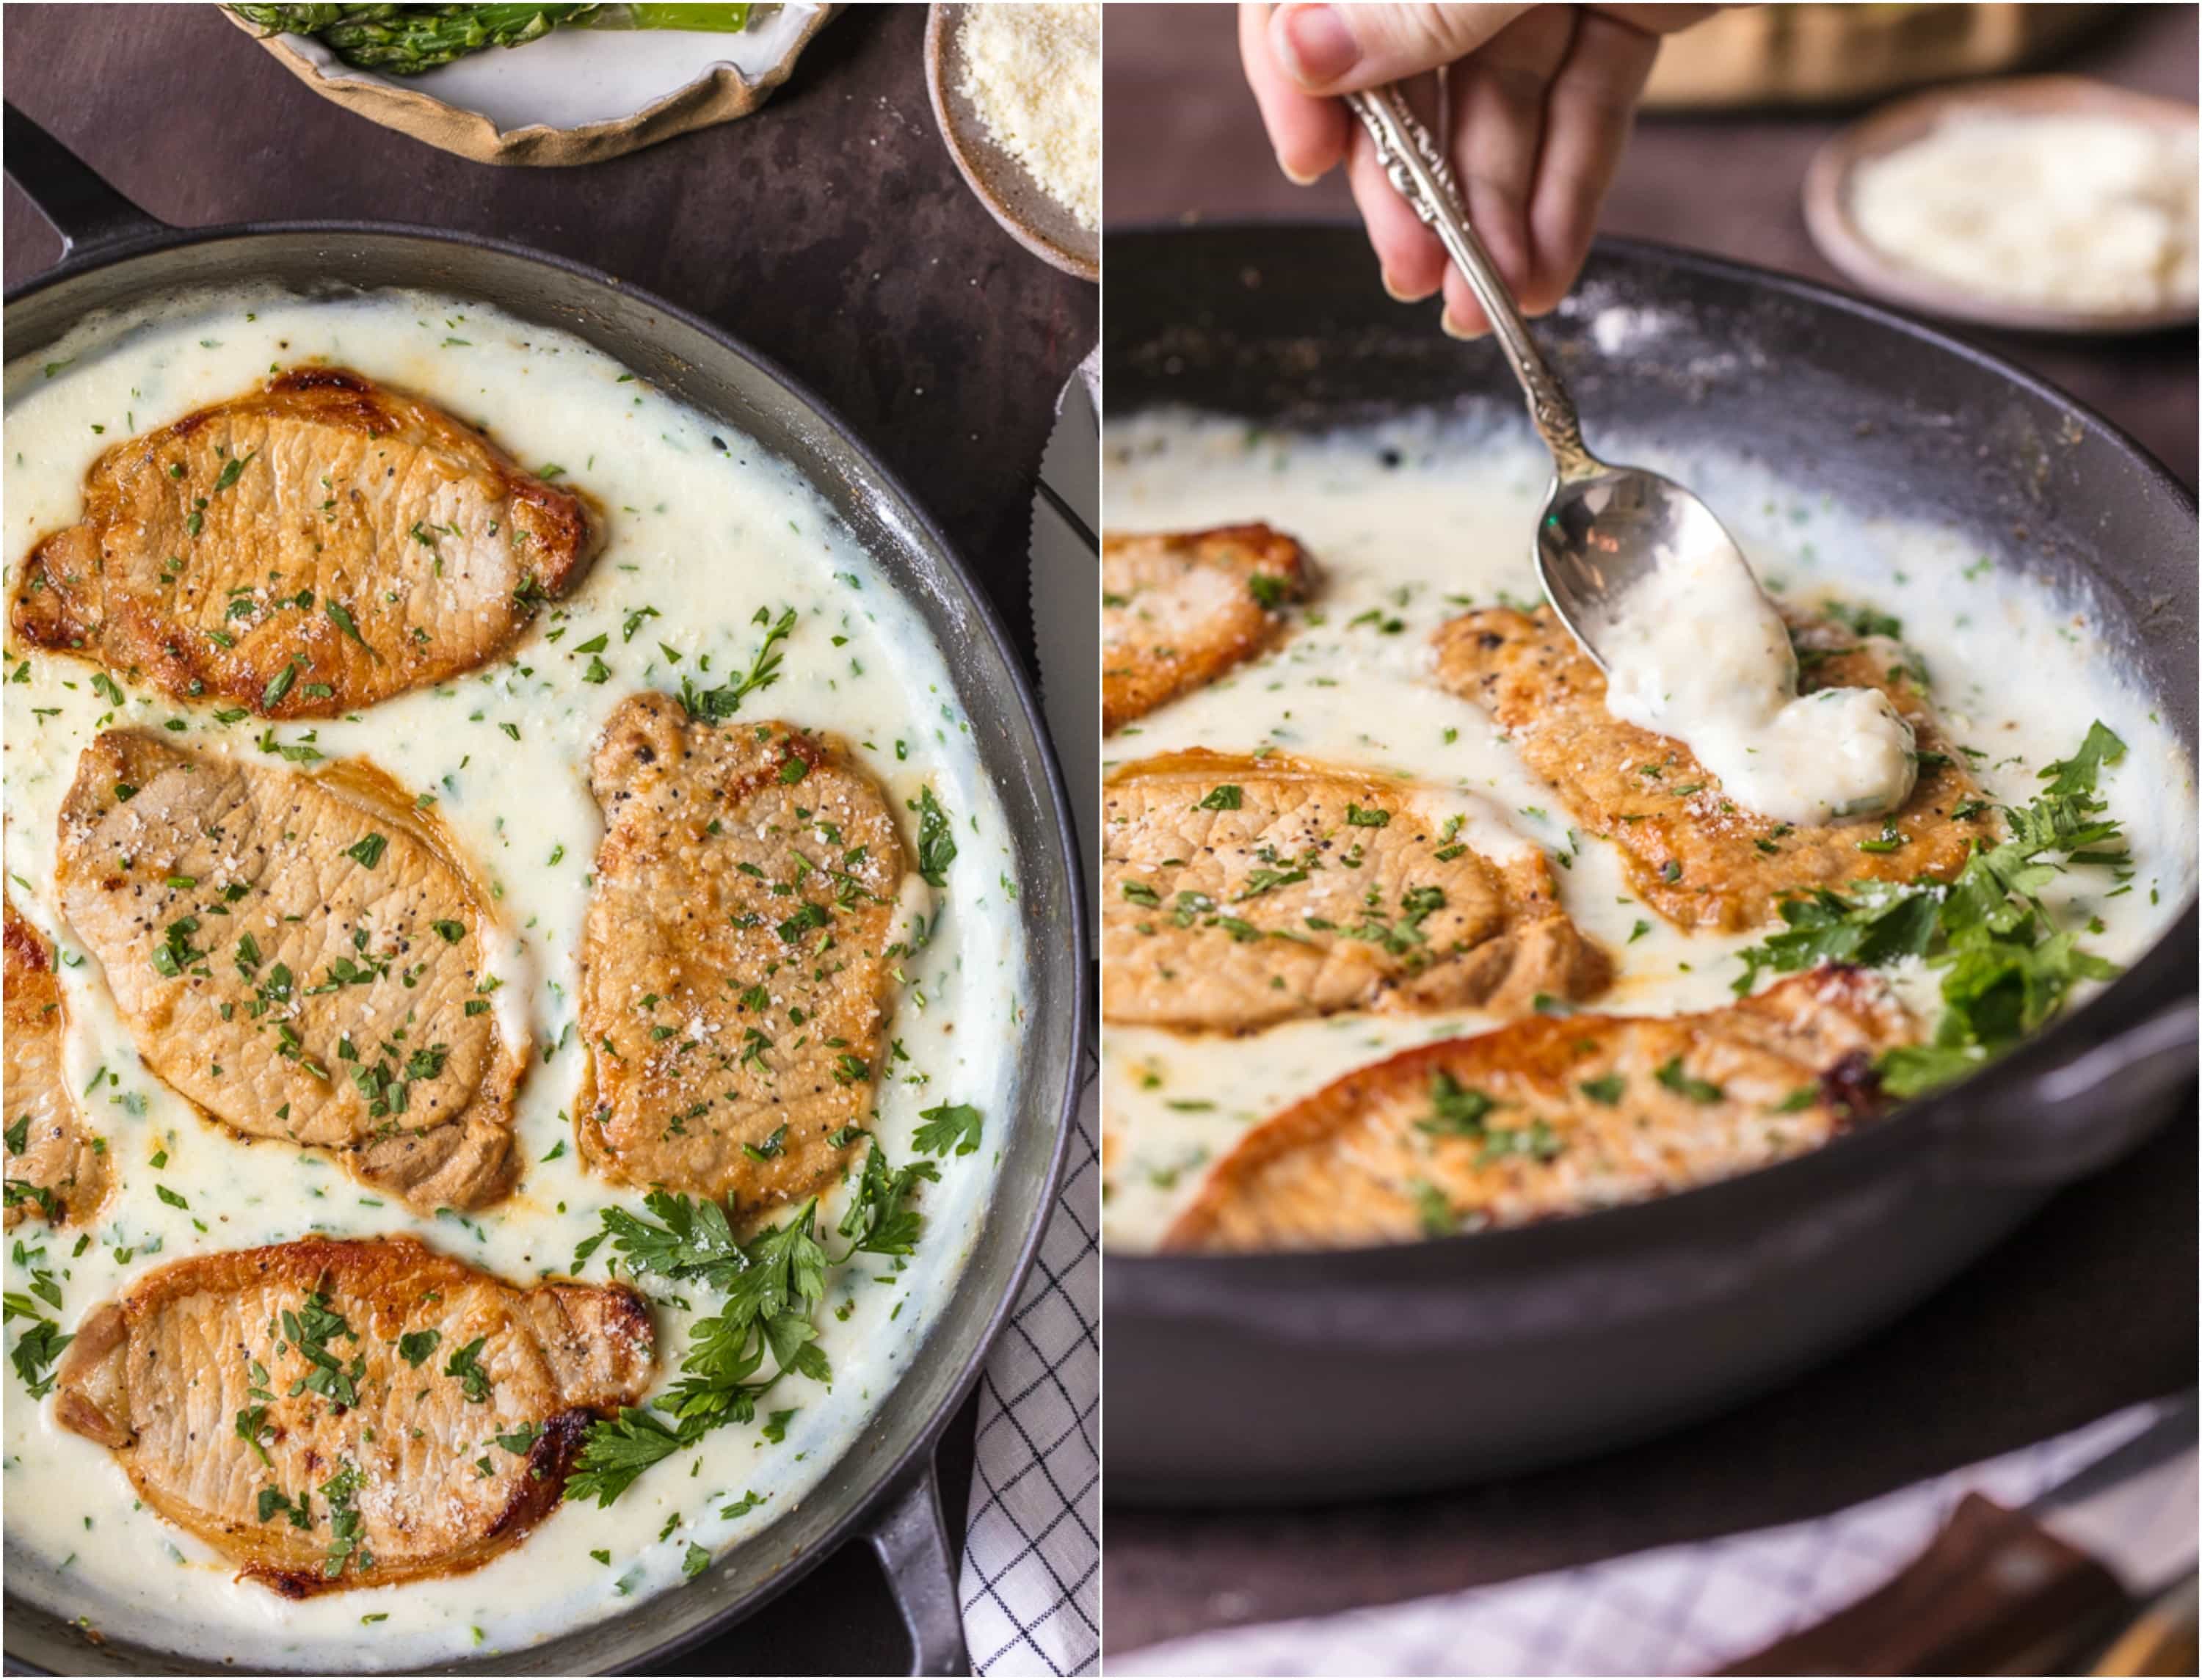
[1346,83,1596,479]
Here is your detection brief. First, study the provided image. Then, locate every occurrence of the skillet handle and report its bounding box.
[865,1462,968,1676]
[3,103,168,264]
[1930,999,2198,1185]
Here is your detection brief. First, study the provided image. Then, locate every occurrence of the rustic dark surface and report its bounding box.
[1102,1,2198,1661]
[3,4,1091,1674]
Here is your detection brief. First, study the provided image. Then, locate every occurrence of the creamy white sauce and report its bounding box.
[1597,533,1917,826]
[1100,410,2195,1252]
[2,288,1028,1667]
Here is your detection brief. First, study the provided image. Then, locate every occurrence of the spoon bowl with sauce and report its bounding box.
[1348,84,1917,829]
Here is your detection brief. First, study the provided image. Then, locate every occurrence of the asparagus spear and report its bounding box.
[229,4,758,76]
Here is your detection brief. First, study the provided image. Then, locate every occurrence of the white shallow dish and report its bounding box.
[228,4,835,166]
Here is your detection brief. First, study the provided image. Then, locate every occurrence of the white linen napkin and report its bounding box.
[959,1082,1101,1676]
[1111,1400,2181,1677]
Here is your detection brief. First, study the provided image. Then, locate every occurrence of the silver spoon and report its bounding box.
[1345,84,1763,669]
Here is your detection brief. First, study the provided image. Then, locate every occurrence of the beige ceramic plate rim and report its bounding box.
[1803,73,2200,336]
[923,2,1100,283]
[225,6,837,167]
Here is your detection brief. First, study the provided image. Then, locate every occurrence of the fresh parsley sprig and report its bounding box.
[569,1190,836,1507]
[1732,721,2132,1099]
[680,606,796,721]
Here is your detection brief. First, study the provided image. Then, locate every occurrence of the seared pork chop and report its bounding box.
[4,895,110,1228]
[1102,524,1312,733]
[1166,967,1911,1251]
[54,1235,652,1596]
[1102,750,1610,1031]
[13,368,597,717]
[1431,607,1988,931]
[54,732,522,1211]
[577,691,906,1217]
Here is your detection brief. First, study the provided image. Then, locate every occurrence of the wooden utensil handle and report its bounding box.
[1719,1491,2132,1676]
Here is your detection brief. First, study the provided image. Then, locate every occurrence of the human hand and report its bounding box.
[1240,3,1715,335]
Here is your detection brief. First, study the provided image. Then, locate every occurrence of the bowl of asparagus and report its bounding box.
[225,3,837,164]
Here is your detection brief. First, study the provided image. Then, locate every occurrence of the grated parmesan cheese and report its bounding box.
[956,2,1100,233]
[1850,110,2198,314]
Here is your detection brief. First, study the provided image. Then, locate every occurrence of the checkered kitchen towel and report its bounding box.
[1113,1400,2185,1677]
[959,1079,1100,1676]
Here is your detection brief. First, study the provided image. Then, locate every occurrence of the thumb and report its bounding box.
[1269,3,1533,93]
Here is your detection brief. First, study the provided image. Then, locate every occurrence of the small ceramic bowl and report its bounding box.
[1803,75,2198,335]
[924,3,1099,283]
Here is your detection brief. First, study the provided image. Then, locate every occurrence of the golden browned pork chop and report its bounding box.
[1102,523,1313,732]
[4,895,110,1228]
[54,732,523,1211]
[54,1236,653,1596]
[1165,967,1911,1252]
[577,691,906,1217]
[1431,607,1988,932]
[12,368,597,718]
[1102,750,1610,1032]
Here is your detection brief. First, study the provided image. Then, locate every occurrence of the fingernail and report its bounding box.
[1278,153,1321,187]
[1441,308,1486,341]
[1381,270,1411,302]
[1278,4,1358,85]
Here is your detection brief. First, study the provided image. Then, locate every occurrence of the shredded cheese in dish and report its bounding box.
[1850,110,2198,313]
[956,2,1101,231]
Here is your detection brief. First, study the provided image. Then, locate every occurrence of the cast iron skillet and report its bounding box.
[1104,223,2198,1506]
[1,106,1089,1674]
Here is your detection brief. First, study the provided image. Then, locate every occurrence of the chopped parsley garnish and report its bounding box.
[211,449,257,494]
[680,606,796,720]
[325,600,371,652]
[912,1101,984,1157]
[283,1287,366,1408]
[913,787,957,888]
[1654,1058,1723,1103]
[1413,1071,1497,1136]
[443,1335,492,1404]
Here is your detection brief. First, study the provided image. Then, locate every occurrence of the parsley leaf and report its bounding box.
[1412,1072,1497,1137]
[443,1335,492,1403]
[912,1102,984,1157]
[680,606,796,720]
[913,787,957,888]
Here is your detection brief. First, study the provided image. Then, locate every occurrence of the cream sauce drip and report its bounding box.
[2,288,1028,1668]
[1597,536,1918,826]
[1100,410,2194,1252]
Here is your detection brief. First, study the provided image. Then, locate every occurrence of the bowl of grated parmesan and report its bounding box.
[1805,75,2198,335]
[926,2,1100,281]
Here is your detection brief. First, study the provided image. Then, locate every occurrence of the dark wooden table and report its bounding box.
[1102,2,2198,1661]
[4,6,1094,1673]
